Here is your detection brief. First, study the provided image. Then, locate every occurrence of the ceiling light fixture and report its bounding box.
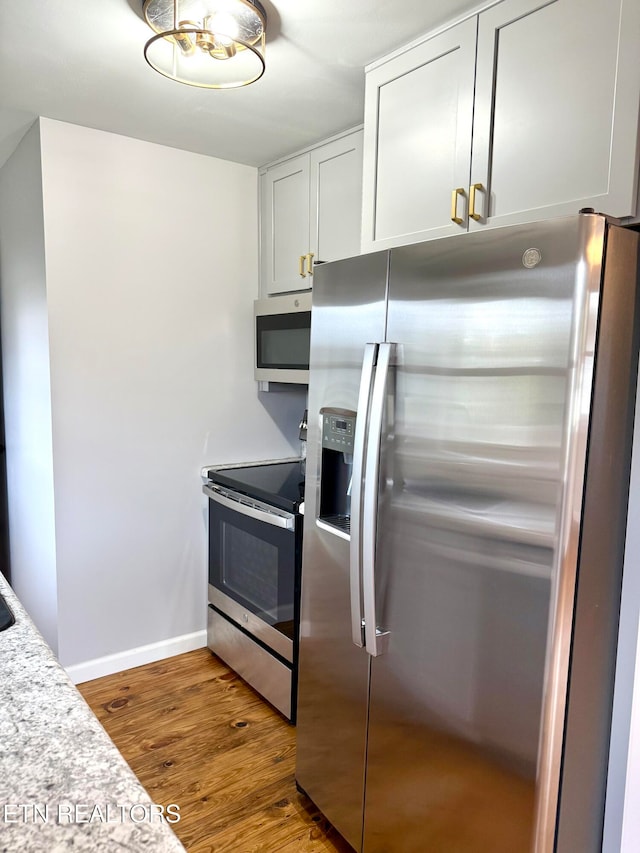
[142,0,267,89]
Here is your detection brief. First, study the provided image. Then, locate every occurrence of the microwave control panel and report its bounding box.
[321,410,355,453]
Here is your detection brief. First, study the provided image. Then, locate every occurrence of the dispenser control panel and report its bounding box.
[321,411,355,453]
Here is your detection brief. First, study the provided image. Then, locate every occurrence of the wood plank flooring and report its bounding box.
[78,648,353,853]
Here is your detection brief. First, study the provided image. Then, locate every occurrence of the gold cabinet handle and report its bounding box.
[306,253,314,276]
[299,255,306,277]
[451,187,465,224]
[469,183,484,221]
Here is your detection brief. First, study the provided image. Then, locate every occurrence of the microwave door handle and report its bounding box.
[362,342,394,657]
[350,343,378,648]
[202,484,295,531]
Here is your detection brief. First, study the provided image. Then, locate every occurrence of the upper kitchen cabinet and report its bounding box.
[260,128,363,295]
[470,0,640,231]
[361,19,477,251]
[362,0,640,252]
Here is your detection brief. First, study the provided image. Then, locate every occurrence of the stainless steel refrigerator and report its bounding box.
[296,214,640,852]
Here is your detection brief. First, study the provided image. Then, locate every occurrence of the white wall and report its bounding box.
[1,118,304,674]
[604,362,640,853]
[0,121,59,651]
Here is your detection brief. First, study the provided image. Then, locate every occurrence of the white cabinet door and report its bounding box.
[470,0,640,230]
[260,130,364,295]
[261,154,310,295]
[361,18,477,252]
[309,130,363,271]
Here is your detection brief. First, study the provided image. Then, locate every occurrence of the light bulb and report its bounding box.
[211,40,237,59]
[207,11,239,42]
[175,20,197,55]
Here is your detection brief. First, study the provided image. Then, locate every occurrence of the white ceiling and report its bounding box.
[0,0,481,169]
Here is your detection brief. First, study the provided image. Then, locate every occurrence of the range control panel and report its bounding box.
[321,410,356,453]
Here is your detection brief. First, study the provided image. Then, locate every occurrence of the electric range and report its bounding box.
[202,459,304,722]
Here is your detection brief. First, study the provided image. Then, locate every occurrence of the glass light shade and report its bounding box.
[142,0,266,89]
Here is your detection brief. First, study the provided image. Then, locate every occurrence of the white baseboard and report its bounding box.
[64,630,208,685]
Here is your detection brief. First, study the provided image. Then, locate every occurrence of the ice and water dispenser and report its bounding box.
[318,408,356,537]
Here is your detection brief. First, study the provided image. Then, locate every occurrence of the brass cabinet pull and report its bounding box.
[299,255,306,277]
[306,252,314,276]
[469,183,484,221]
[451,187,465,224]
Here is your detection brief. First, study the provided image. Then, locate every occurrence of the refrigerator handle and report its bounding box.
[362,341,394,657]
[349,343,378,648]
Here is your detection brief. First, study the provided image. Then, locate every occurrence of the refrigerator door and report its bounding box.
[296,251,388,851]
[362,216,606,851]
[551,224,640,851]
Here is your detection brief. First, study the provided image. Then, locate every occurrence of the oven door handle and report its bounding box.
[202,484,295,530]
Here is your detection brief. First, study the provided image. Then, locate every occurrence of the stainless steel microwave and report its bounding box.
[254,292,312,384]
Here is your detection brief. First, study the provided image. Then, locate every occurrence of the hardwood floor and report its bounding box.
[78,648,353,853]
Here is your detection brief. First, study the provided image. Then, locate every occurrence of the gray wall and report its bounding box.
[0,121,58,651]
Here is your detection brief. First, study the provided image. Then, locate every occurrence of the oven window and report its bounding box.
[208,496,297,638]
[221,522,279,616]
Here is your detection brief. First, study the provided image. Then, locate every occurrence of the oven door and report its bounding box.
[204,483,297,663]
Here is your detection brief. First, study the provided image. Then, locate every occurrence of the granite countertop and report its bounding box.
[0,574,186,853]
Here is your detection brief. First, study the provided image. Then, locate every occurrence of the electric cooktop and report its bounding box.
[206,460,305,513]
